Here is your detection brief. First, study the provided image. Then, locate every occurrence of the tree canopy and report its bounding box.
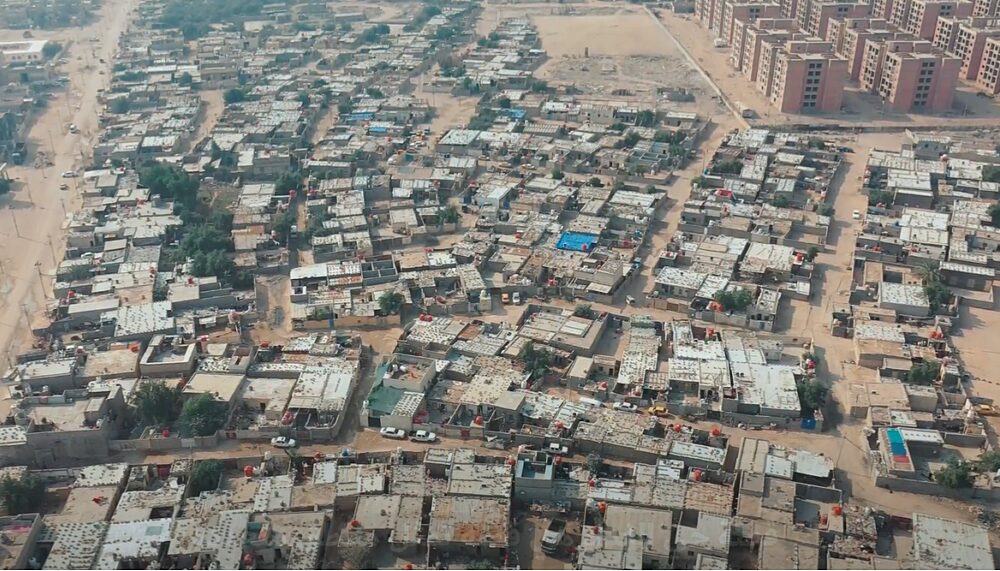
[177,394,226,437]
[377,291,404,315]
[935,459,973,488]
[907,361,940,384]
[713,288,753,312]
[131,381,182,426]
[139,162,199,211]
[224,88,247,104]
[522,342,550,380]
[189,460,224,496]
[0,476,45,514]
[796,379,827,412]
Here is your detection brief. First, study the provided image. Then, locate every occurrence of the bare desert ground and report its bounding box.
[533,12,675,58]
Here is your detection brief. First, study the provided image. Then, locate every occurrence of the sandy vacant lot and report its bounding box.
[534,13,675,57]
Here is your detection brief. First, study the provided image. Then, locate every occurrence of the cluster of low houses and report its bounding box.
[0,439,993,569]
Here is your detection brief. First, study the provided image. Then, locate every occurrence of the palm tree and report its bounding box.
[915,262,941,286]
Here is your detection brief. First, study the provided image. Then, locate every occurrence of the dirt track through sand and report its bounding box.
[0,0,136,372]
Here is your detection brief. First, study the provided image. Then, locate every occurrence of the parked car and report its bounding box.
[547,442,569,455]
[61,170,77,178]
[541,517,568,554]
[647,405,670,418]
[613,402,639,412]
[852,210,861,220]
[501,292,510,304]
[380,427,407,440]
[270,436,296,449]
[59,183,69,191]
[512,292,522,304]
[410,430,437,443]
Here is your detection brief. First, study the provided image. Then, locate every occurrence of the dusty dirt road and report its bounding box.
[0,0,136,369]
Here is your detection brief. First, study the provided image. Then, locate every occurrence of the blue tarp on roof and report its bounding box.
[557,232,599,252]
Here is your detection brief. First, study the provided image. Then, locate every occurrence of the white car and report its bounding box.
[61,170,77,178]
[59,183,69,191]
[512,292,522,304]
[380,427,407,440]
[410,430,437,443]
[547,443,569,455]
[270,436,296,449]
[852,209,861,220]
[613,402,639,412]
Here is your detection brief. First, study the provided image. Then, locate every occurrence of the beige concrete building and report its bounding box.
[828,17,898,79]
[861,39,961,110]
[765,40,848,112]
[933,15,1000,79]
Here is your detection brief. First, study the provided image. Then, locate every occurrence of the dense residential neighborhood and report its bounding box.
[3,0,1000,568]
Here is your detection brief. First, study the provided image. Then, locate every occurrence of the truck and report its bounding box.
[541,518,567,554]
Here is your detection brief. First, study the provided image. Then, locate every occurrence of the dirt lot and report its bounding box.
[534,12,674,58]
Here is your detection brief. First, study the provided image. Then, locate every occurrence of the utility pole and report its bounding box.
[10,211,22,238]
[47,236,57,265]
[34,263,45,296]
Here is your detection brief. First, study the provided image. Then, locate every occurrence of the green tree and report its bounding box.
[378,291,404,315]
[189,460,224,496]
[0,179,10,195]
[139,162,200,210]
[586,453,604,474]
[223,88,247,104]
[636,109,656,127]
[935,460,973,488]
[131,381,182,426]
[272,210,296,241]
[925,282,951,313]
[977,450,1000,472]
[297,92,310,107]
[907,361,941,384]
[109,98,130,114]
[712,159,743,175]
[984,165,1000,184]
[0,475,45,514]
[796,379,828,412]
[805,246,820,262]
[989,203,1000,227]
[177,394,226,437]
[772,195,790,208]
[530,80,549,93]
[916,262,941,286]
[180,224,232,257]
[551,169,564,180]
[622,131,641,148]
[189,250,234,278]
[365,87,385,99]
[713,288,753,312]
[42,42,61,59]
[497,96,511,109]
[522,342,551,380]
[816,204,834,216]
[67,264,91,281]
[178,72,193,86]
[275,171,302,195]
[574,304,597,319]
[588,177,604,188]
[440,205,460,225]
[867,189,894,207]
